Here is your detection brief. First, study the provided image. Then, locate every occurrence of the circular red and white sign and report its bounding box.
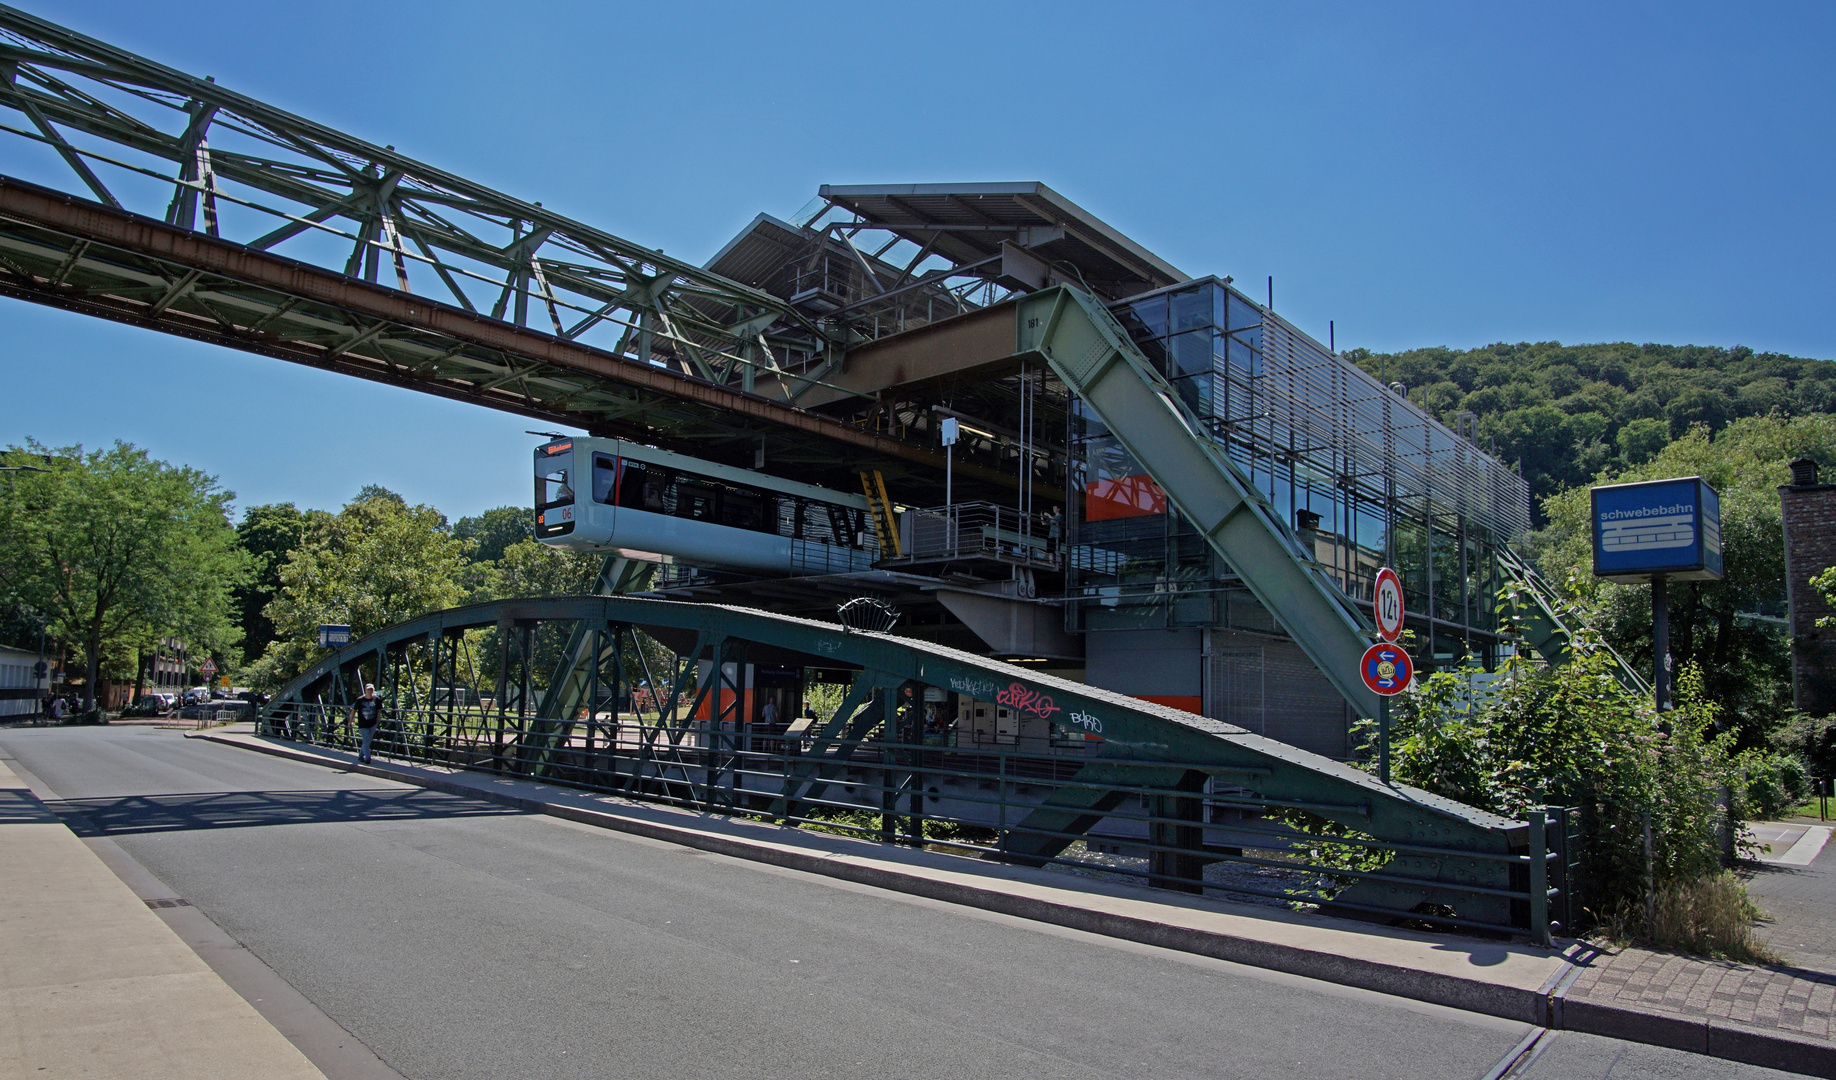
[1373,567,1405,642]
[1360,642,1414,696]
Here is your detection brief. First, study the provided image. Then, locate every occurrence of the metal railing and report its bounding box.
[889,503,1061,570]
[261,701,1569,943]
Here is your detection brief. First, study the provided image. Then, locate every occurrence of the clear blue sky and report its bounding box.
[4,1,1832,521]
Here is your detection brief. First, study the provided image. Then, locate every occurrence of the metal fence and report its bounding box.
[261,700,1571,943]
[890,502,1061,570]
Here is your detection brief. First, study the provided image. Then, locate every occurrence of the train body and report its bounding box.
[534,437,878,575]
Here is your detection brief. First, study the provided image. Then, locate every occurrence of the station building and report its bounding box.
[550,184,1533,761]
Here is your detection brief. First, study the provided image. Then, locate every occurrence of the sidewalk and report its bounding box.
[198,725,1836,1077]
[0,755,327,1080]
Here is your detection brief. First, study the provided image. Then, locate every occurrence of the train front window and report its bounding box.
[537,463,574,511]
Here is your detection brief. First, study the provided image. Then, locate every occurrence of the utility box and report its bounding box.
[1591,476,1724,584]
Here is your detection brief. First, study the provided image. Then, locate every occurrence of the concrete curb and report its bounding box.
[195,730,1836,1077]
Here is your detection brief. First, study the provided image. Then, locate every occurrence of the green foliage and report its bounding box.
[0,440,248,708]
[1385,651,1740,930]
[489,539,605,599]
[233,503,305,663]
[454,505,533,564]
[1350,341,1836,521]
[1733,751,1808,820]
[1777,713,1836,780]
[1814,565,1836,629]
[246,490,470,689]
[1536,414,1836,737]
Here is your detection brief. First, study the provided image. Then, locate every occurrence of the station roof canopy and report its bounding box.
[817,182,1187,299]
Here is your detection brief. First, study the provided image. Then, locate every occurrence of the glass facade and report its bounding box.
[1067,278,1531,668]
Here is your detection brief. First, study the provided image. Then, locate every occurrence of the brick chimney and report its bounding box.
[1782,458,1836,716]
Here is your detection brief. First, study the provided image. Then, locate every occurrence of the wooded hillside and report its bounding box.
[1346,342,1836,518]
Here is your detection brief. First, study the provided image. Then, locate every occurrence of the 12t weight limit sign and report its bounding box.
[1373,567,1404,642]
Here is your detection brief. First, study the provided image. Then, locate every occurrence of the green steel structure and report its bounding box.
[0,7,1623,935]
[258,594,1571,940]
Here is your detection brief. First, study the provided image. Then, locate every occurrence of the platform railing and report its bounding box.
[260,701,1568,943]
[890,503,1061,570]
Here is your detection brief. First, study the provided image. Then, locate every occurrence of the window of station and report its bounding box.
[1072,277,1526,658]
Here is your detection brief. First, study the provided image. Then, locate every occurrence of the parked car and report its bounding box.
[183,687,212,706]
[120,697,164,717]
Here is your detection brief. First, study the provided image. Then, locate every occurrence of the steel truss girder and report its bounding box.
[264,594,1526,921]
[0,174,1015,486]
[0,6,827,384]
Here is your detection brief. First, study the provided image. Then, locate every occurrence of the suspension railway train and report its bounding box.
[534,437,879,574]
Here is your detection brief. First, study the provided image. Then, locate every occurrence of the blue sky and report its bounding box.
[4,1,1833,520]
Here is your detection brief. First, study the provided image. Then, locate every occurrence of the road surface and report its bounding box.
[0,724,1801,1080]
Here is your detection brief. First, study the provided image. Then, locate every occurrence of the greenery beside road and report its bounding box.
[0,440,247,713]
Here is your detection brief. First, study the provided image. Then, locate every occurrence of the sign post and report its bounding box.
[1365,567,1410,785]
[1591,477,1723,710]
[940,417,959,552]
[318,624,352,650]
[1361,641,1414,784]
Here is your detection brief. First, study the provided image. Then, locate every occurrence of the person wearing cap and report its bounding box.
[351,683,382,764]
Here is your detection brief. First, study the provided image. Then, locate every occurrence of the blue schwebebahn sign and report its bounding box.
[1590,476,1723,583]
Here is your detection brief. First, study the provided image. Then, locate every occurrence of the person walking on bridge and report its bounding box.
[351,684,382,764]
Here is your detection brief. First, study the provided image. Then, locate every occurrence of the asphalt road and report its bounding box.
[0,725,1803,1080]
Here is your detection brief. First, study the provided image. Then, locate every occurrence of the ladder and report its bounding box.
[859,470,902,558]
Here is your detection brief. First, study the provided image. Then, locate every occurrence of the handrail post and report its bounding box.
[1528,807,1550,947]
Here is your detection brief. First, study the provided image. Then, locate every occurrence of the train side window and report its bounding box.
[677,482,718,521]
[825,504,856,547]
[721,490,765,531]
[592,454,618,504]
[617,462,649,510]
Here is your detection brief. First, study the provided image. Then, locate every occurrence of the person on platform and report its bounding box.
[351,683,382,764]
[1044,505,1064,552]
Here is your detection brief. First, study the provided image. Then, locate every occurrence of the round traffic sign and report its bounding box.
[1373,567,1405,642]
[1360,642,1414,696]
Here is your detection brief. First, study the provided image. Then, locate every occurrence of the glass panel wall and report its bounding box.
[1068,278,1532,668]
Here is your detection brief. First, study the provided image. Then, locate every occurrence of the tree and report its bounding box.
[492,539,605,598]
[247,490,469,689]
[454,505,533,564]
[0,440,248,711]
[1354,340,1836,522]
[1537,414,1836,741]
[234,503,306,663]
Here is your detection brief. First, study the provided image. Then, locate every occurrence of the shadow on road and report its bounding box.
[41,788,531,836]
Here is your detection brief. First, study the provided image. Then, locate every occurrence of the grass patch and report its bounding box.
[1597,871,1780,964]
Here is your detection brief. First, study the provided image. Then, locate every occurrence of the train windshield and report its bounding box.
[535,455,574,511]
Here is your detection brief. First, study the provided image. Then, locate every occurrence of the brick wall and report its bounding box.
[1781,482,1836,716]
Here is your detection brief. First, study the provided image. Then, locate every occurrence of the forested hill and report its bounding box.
[1345,341,1836,516]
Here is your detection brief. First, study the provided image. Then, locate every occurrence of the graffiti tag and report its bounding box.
[950,675,999,699]
[996,681,1063,720]
[1066,710,1103,734]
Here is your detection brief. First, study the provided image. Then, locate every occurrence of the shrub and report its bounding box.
[1381,641,1749,943]
[1734,751,1809,820]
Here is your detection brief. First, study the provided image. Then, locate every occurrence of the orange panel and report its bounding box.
[1131,694,1202,715]
[1084,474,1167,521]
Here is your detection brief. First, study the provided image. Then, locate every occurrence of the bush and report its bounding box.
[1382,643,1749,944]
[1735,751,1809,820]
[1776,712,1836,782]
